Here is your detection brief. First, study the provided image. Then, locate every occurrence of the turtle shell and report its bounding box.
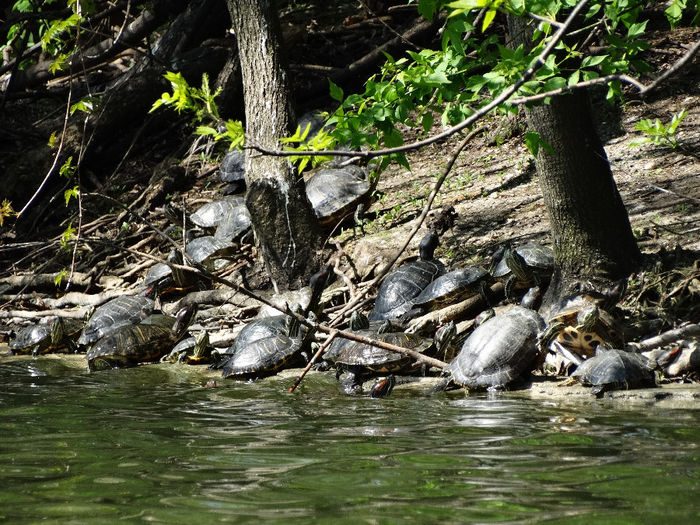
[329,331,433,374]
[370,259,445,321]
[571,347,656,396]
[86,306,194,371]
[219,150,245,184]
[165,331,213,364]
[86,324,179,371]
[211,315,307,369]
[447,306,544,390]
[190,196,246,229]
[305,166,371,228]
[10,324,52,354]
[411,266,491,311]
[544,295,623,359]
[492,244,554,281]
[78,295,154,346]
[220,332,305,378]
[213,204,251,242]
[185,236,234,268]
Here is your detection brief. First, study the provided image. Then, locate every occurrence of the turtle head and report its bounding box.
[349,311,370,331]
[419,230,440,261]
[305,265,332,316]
[576,305,600,332]
[174,304,197,334]
[504,247,531,282]
[435,321,456,353]
[50,317,65,345]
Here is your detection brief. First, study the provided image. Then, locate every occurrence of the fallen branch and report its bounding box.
[627,323,700,352]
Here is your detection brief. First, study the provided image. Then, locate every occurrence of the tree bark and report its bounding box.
[526,90,641,304]
[508,15,641,309]
[227,0,323,289]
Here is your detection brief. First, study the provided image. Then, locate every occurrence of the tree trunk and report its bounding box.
[526,90,641,305]
[227,0,323,290]
[508,15,641,309]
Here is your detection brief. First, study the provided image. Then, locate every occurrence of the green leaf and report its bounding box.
[524,131,553,156]
[421,113,434,133]
[418,0,440,20]
[329,79,344,102]
[482,8,497,32]
[64,186,79,206]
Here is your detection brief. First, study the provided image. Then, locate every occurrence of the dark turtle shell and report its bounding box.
[305,166,372,228]
[213,204,251,243]
[211,314,308,369]
[411,266,491,312]
[10,324,52,354]
[571,347,656,396]
[330,331,433,374]
[190,196,246,229]
[220,332,305,378]
[86,306,195,371]
[219,150,246,194]
[185,236,234,269]
[492,244,554,282]
[447,306,544,390]
[77,295,154,346]
[370,232,445,321]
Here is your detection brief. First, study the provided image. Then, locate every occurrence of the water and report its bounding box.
[1,355,698,524]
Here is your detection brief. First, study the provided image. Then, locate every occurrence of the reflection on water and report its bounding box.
[0,356,698,523]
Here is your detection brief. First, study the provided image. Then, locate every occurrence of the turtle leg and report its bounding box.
[340,368,364,395]
[369,375,396,398]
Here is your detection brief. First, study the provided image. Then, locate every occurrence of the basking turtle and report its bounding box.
[539,294,623,363]
[190,196,246,230]
[370,231,445,321]
[219,150,246,194]
[10,317,82,356]
[214,204,252,243]
[185,235,235,270]
[570,347,656,397]
[305,165,372,229]
[404,266,492,319]
[77,295,155,347]
[328,320,455,395]
[86,306,196,371]
[492,244,554,299]
[218,266,332,379]
[446,306,545,390]
[142,250,201,296]
[163,331,214,364]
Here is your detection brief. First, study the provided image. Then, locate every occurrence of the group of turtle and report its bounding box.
[6,151,663,396]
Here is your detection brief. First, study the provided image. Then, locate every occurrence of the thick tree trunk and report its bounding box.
[227,0,322,289]
[526,90,641,304]
[508,15,641,308]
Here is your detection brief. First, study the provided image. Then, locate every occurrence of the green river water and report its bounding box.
[1,355,698,524]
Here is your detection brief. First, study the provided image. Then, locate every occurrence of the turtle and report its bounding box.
[142,250,202,297]
[77,295,155,347]
[9,317,82,356]
[185,235,235,270]
[86,305,196,371]
[328,321,455,395]
[446,305,545,390]
[190,196,247,230]
[569,347,656,397]
[213,203,252,243]
[539,294,624,365]
[218,266,332,378]
[163,331,214,365]
[491,244,554,299]
[219,150,246,194]
[305,165,373,229]
[369,231,446,321]
[403,266,492,319]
